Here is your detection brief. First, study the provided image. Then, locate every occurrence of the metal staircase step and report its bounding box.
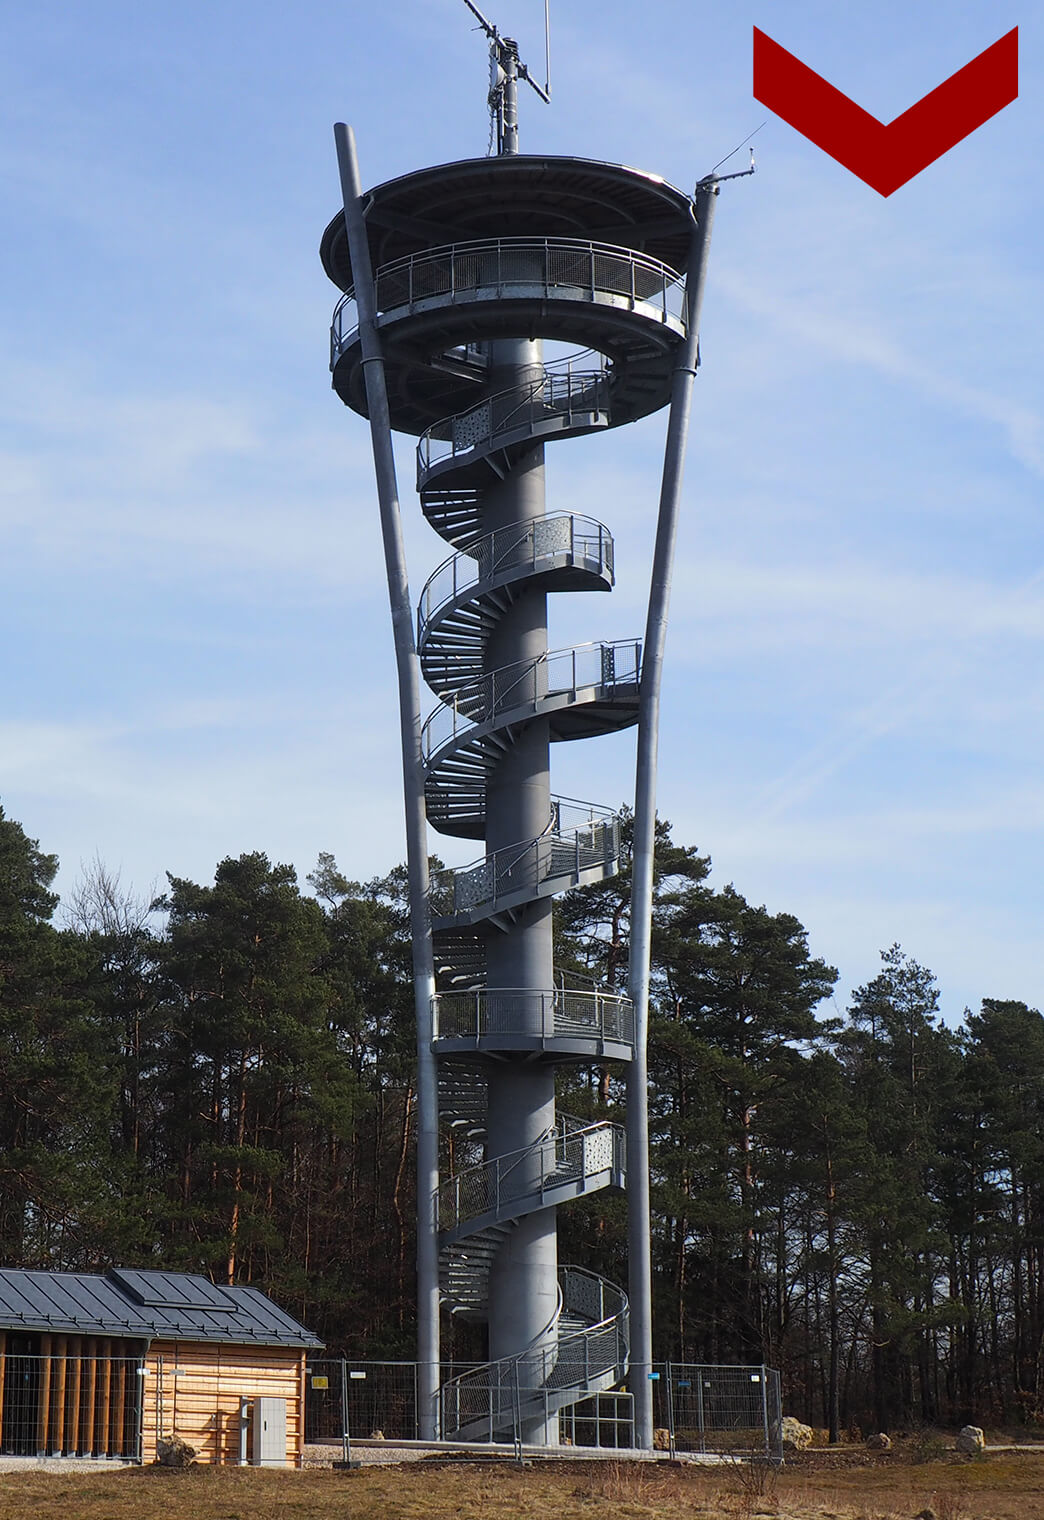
[433,928,487,989]
[438,1061,488,1141]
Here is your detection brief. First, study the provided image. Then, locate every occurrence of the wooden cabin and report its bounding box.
[0,1267,322,1465]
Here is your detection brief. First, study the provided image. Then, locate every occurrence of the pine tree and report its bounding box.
[840,946,961,1428]
[0,805,116,1266]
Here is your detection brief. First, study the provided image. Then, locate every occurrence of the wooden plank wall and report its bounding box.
[141,1342,306,1466]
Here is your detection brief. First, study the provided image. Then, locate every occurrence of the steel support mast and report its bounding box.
[626,180,719,1450]
[333,125,441,1440]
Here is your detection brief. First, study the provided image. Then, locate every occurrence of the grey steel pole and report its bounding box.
[333,122,441,1441]
[626,179,718,1451]
[501,39,519,154]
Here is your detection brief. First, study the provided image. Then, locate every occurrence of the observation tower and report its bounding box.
[321,21,722,1449]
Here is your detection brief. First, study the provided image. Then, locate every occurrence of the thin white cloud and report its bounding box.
[716,269,1044,477]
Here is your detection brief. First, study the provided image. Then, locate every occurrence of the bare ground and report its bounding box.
[0,1447,1041,1520]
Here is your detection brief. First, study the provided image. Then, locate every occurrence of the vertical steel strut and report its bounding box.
[626,179,719,1450]
[333,123,441,1441]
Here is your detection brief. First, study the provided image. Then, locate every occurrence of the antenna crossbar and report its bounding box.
[462,0,550,155]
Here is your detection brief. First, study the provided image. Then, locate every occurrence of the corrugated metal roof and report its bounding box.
[0,1269,323,1348]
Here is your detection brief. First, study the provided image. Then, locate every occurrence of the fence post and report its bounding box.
[155,1352,163,1457]
[341,1359,351,1467]
[665,1361,676,1458]
[513,1361,522,1464]
[760,1363,770,1459]
[696,1365,705,1455]
[132,1355,143,1465]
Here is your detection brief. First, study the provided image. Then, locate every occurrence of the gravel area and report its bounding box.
[303,1442,431,1466]
[0,1456,130,1472]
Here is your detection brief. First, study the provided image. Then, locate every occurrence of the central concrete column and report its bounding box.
[481,337,559,1444]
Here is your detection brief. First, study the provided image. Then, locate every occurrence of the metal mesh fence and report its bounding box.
[650,1363,783,1459]
[305,1360,483,1445]
[0,1352,142,1459]
[304,1358,781,1458]
[559,1391,634,1448]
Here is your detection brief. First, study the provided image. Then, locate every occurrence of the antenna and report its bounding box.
[706,122,765,179]
[461,0,551,155]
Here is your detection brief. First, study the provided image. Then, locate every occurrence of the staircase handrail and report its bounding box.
[439,1267,629,1437]
[417,363,609,478]
[437,1115,624,1234]
[422,639,641,761]
[429,806,620,920]
[417,514,614,646]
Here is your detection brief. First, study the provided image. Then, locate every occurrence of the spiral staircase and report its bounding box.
[420,354,637,1440]
[321,154,694,1443]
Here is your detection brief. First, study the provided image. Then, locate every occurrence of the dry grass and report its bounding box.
[0,1451,1040,1520]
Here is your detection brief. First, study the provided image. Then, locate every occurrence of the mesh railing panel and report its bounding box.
[430,813,620,920]
[420,368,609,474]
[417,515,612,642]
[437,1118,624,1233]
[422,640,641,761]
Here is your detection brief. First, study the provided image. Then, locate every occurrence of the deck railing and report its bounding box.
[331,236,687,365]
[432,986,634,1047]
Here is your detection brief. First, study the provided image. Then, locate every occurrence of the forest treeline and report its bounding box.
[0,800,1042,1438]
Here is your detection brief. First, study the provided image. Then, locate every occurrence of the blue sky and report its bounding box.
[1,1,1038,1022]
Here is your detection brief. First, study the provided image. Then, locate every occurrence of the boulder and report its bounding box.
[865,1432,892,1451]
[155,1434,197,1468]
[956,1425,985,1455]
[781,1416,814,1451]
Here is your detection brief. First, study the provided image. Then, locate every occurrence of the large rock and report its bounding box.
[956,1425,985,1455]
[781,1416,814,1451]
[866,1432,892,1451]
[156,1434,197,1468]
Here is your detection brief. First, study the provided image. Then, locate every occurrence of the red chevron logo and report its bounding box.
[753,27,1019,196]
